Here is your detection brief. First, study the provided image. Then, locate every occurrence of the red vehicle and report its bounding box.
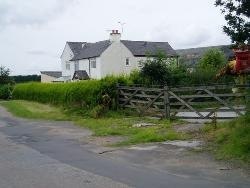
[216,47,250,80]
[234,50,250,74]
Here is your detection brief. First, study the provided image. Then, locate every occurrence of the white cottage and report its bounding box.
[60,30,178,81]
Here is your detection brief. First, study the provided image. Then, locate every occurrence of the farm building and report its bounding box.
[59,30,178,82]
[40,71,62,83]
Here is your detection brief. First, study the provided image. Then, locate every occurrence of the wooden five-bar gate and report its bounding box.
[117,84,249,119]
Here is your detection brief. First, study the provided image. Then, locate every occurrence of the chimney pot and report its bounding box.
[109,29,121,42]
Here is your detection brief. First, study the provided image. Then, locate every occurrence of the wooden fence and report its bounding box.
[117,84,249,119]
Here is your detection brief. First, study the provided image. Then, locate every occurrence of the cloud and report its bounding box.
[147,23,212,49]
[0,0,78,30]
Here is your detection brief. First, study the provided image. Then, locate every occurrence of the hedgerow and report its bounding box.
[12,75,130,111]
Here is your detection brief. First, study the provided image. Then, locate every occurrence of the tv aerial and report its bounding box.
[118,21,126,34]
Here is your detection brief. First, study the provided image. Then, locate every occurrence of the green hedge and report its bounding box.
[12,76,130,110]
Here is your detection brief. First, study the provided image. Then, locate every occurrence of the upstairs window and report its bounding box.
[125,58,130,66]
[66,62,70,70]
[91,58,96,68]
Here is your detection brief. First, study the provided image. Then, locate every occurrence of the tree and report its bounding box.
[215,0,250,45]
[0,66,12,84]
[140,52,172,85]
[197,49,227,70]
[0,66,13,100]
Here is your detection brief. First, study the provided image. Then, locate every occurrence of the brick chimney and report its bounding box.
[109,30,121,42]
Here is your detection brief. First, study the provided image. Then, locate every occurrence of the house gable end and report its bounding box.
[60,43,74,60]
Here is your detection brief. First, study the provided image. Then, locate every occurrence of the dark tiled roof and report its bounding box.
[69,40,177,61]
[71,40,111,61]
[41,71,62,78]
[72,70,89,80]
[67,42,86,56]
[121,40,177,57]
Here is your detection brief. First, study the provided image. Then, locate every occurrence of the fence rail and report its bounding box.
[117,84,249,119]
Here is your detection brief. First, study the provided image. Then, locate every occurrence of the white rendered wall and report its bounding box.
[79,59,89,75]
[60,43,74,78]
[90,57,101,79]
[77,58,101,79]
[100,41,138,77]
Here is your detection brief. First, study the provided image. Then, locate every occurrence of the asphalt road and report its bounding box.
[0,106,249,188]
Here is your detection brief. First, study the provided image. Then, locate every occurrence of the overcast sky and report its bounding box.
[0,0,231,75]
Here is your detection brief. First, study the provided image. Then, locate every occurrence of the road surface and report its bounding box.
[0,106,249,188]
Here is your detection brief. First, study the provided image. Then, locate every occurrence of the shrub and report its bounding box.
[89,105,106,118]
[0,84,13,100]
[129,70,148,85]
[140,51,173,85]
[132,50,232,87]
[197,49,227,70]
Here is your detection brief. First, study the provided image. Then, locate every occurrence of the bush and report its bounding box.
[131,49,232,87]
[0,84,13,100]
[140,52,173,85]
[197,49,227,70]
[12,76,131,112]
[129,70,148,85]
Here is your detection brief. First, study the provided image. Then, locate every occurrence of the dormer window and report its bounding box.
[125,58,130,66]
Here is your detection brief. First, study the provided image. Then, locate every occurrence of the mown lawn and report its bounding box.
[0,100,187,146]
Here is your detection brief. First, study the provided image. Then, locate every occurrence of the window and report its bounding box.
[74,61,79,71]
[125,58,130,66]
[91,59,96,68]
[66,62,70,70]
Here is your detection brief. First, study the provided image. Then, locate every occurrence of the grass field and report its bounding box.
[0,100,187,146]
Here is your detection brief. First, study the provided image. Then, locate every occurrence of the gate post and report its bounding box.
[163,86,170,119]
[116,83,120,110]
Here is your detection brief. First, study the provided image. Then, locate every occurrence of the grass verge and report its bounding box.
[202,115,250,164]
[0,100,187,146]
[0,100,70,121]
